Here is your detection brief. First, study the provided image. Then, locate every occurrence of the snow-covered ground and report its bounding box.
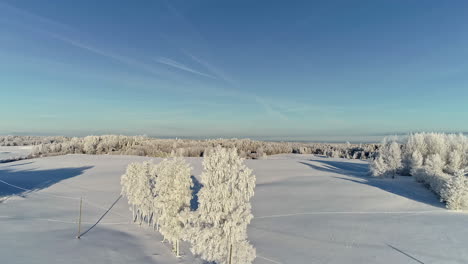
[0,146,32,162]
[1,154,467,264]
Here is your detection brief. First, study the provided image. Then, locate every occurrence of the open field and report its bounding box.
[0,146,33,162]
[1,154,467,264]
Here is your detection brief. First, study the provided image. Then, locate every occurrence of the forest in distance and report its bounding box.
[0,135,379,160]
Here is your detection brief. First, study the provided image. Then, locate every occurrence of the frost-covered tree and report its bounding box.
[120,161,158,225]
[387,141,402,178]
[441,170,468,210]
[424,154,445,176]
[83,136,100,154]
[185,146,256,264]
[370,137,402,178]
[418,154,450,195]
[409,150,424,181]
[153,157,193,256]
[446,151,464,175]
[121,162,140,221]
[370,155,387,177]
[136,161,158,225]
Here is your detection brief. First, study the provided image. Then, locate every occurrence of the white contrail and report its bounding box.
[156,57,217,79]
[0,2,210,88]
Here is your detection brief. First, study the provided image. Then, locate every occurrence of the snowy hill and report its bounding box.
[1,154,467,264]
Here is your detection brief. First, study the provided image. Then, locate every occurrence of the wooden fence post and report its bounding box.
[176,239,180,257]
[76,197,83,239]
[229,243,233,264]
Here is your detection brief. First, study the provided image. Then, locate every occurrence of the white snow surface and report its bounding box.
[0,146,32,162]
[1,154,467,264]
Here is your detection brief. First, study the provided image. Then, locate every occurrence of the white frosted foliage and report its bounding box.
[377,133,468,209]
[441,170,468,210]
[370,137,402,178]
[409,150,423,177]
[120,161,158,224]
[370,155,387,177]
[153,157,193,250]
[186,146,256,264]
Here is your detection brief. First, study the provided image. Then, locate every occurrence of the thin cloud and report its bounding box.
[253,97,289,121]
[159,2,291,120]
[5,1,291,121]
[183,51,238,86]
[155,57,217,79]
[39,30,174,79]
[184,51,291,121]
[1,2,167,78]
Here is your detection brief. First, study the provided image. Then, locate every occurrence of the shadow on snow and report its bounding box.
[0,163,93,198]
[299,159,444,208]
[190,175,203,211]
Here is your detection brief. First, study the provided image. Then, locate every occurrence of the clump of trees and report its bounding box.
[120,146,256,263]
[370,133,468,210]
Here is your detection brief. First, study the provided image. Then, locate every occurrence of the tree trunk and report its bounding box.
[229,243,233,264]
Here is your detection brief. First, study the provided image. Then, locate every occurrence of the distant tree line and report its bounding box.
[0,135,380,160]
[0,135,67,146]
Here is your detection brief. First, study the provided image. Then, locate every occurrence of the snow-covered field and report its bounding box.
[1,154,467,264]
[0,146,32,162]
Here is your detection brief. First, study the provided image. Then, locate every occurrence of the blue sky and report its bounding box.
[1,0,467,141]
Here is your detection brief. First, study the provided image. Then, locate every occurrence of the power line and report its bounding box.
[77,195,123,238]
